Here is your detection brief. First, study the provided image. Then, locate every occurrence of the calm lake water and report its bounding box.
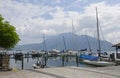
[9,50,117,69]
[9,57,91,69]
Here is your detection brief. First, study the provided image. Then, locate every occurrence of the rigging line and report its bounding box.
[92,11,98,51]
[94,31,99,52]
[72,19,78,50]
[71,19,75,50]
[85,31,91,52]
[93,27,98,51]
[99,24,109,52]
[71,19,76,35]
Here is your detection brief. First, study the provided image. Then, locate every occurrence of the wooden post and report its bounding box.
[37,52,39,60]
[66,54,69,63]
[76,53,79,67]
[70,52,71,60]
[21,55,24,70]
[13,52,14,58]
[27,52,29,62]
[62,54,65,66]
[116,47,118,58]
[112,53,115,61]
[44,53,47,66]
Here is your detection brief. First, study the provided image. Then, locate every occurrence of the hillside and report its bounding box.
[14,33,113,51]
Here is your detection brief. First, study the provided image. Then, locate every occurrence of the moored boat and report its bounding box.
[32,60,45,69]
[82,59,116,66]
[79,7,116,67]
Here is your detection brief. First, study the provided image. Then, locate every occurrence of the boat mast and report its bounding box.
[63,35,67,50]
[72,19,75,51]
[43,34,47,52]
[96,7,101,58]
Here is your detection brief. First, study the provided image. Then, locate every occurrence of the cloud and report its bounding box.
[0,0,120,45]
[87,2,120,44]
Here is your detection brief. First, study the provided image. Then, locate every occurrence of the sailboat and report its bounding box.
[79,7,116,66]
[32,34,47,69]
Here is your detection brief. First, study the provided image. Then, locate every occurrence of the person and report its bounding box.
[36,60,41,66]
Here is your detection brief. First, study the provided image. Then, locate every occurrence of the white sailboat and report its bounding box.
[80,7,116,66]
[83,60,115,66]
[32,34,47,69]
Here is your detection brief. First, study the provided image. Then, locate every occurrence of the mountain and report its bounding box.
[14,33,113,51]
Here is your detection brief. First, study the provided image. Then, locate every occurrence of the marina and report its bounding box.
[0,1,120,78]
[3,49,120,70]
[8,50,83,69]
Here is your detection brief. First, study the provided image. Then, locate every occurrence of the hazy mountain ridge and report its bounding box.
[14,33,113,51]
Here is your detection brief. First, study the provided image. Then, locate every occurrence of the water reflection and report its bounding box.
[10,57,90,69]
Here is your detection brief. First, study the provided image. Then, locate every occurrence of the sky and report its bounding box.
[0,0,120,45]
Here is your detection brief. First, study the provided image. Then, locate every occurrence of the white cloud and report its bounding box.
[0,0,120,44]
[40,29,56,35]
[66,2,120,44]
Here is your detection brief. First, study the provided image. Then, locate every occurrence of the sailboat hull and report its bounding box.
[82,60,116,67]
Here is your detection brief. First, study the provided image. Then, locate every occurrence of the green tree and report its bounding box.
[0,15,20,50]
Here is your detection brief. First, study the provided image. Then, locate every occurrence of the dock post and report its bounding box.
[21,55,24,70]
[66,54,69,63]
[44,53,47,66]
[37,52,39,60]
[27,52,29,62]
[62,54,65,66]
[70,52,71,60]
[13,52,14,58]
[76,53,79,67]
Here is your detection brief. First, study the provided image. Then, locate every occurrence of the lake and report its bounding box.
[9,50,116,69]
[9,56,91,69]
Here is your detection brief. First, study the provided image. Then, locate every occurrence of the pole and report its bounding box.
[44,53,47,66]
[76,53,79,67]
[27,52,29,62]
[63,36,67,50]
[62,54,65,66]
[96,7,101,59]
[43,34,48,67]
[21,55,24,70]
[43,34,47,52]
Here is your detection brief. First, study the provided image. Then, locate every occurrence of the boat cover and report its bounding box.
[79,54,99,61]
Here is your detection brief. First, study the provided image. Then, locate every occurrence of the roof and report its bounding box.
[112,43,120,48]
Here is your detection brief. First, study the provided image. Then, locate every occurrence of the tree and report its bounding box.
[0,14,20,50]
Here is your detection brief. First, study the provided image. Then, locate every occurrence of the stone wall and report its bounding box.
[0,54,10,70]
